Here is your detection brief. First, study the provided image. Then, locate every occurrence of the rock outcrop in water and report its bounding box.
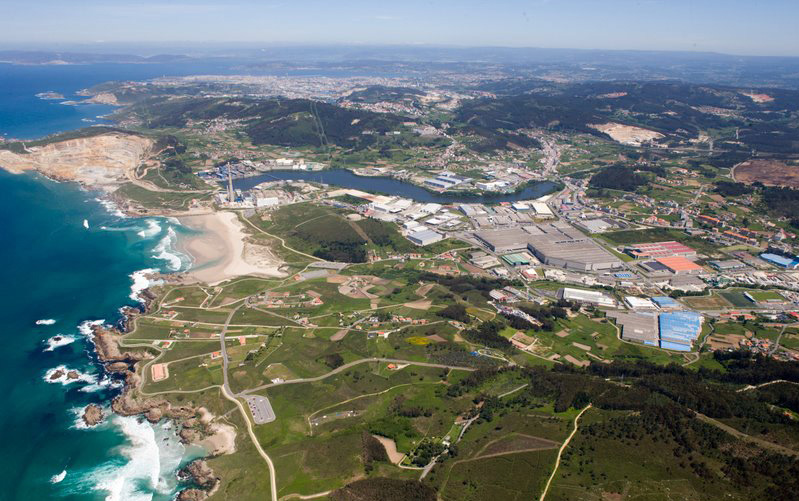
[82,404,104,426]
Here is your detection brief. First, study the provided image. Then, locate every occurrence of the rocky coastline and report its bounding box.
[89,289,230,500]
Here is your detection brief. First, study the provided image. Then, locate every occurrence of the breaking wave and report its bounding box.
[36,319,56,325]
[90,416,192,501]
[152,227,187,272]
[78,319,106,338]
[50,469,67,484]
[44,335,76,352]
[137,219,162,239]
[129,269,163,302]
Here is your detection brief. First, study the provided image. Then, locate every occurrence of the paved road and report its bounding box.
[219,305,241,397]
[242,358,477,395]
[245,395,277,424]
[218,304,279,501]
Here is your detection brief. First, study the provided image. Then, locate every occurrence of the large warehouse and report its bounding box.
[659,311,702,351]
[559,287,617,307]
[474,227,535,253]
[624,241,697,260]
[525,222,623,271]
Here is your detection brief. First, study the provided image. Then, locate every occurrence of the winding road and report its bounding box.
[241,358,476,395]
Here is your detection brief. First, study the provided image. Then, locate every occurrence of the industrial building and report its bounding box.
[559,287,617,307]
[531,202,554,218]
[407,229,443,246]
[474,227,535,254]
[659,311,702,351]
[424,172,470,190]
[501,253,533,266]
[470,251,502,269]
[760,253,799,269]
[624,296,658,310]
[475,222,622,271]
[709,259,747,271]
[624,241,697,260]
[654,256,704,275]
[576,218,614,233]
[525,222,622,271]
[609,311,659,346]
[651,296,680,309]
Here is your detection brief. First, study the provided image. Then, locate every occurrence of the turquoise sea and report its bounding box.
[0,63,224,500]
[0,169,203,500]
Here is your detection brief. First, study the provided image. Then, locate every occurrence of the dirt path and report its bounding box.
[373,435,405,464]
[539,404,592,501]
[346,218,373,245]
[694,411,799,457]
[241,215,324,262]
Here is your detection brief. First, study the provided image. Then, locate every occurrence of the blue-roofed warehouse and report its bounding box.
[760,253,799,269]
[659,311,702,351]
[652,296,679,309]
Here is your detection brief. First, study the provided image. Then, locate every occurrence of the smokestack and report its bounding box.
[227,166,234,203]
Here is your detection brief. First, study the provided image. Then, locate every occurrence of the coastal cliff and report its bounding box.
[0,132,153,189]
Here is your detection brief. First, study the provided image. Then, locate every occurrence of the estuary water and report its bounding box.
[233,169,560,204]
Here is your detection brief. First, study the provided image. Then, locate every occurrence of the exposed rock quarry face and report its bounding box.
[0,133,153,189]
[82,404,104,426]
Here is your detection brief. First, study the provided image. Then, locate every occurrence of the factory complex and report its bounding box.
[475,222,623,272]
[610,310,703,352]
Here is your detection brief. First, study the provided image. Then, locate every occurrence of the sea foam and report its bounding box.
[137,219,162,239]
[97,198,126,218]
[78,319,106,338]
[129,269,162,302]
[44,335,76,352]
[44,365,97,386]
[92,416,162,501]
[152,227,185,272]
[50,470,67,484]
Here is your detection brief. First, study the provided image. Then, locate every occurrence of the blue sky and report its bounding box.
[2,0,798,56]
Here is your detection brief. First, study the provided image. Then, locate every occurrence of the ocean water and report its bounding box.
[0,169,199,500]
[0,60,238,140]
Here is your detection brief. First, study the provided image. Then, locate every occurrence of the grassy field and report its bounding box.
[747,290,786,302]
[681,293,733,310]
[599,228,720,255]
[719,290,757,308]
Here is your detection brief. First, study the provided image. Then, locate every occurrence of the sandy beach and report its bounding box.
[179,211,284,284]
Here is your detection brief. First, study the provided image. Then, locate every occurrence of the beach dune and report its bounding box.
[180,211,284,284]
